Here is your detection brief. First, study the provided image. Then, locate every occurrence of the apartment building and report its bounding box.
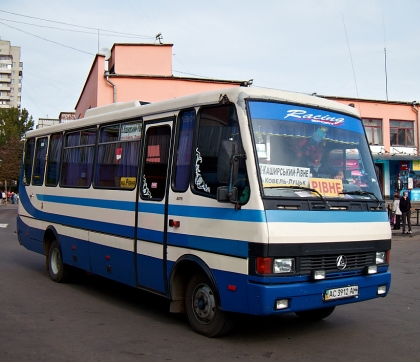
[0,39,22,109]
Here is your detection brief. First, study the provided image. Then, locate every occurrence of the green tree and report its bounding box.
[0,107,34,190]
[0,107,34,147]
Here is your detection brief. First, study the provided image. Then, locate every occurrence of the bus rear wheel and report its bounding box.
[295,306,335,321]
[48,240,70,283]
[185,273,236,337]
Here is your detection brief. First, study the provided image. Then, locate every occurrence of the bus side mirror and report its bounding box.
[217,140,239,184]
[217,186,238,203]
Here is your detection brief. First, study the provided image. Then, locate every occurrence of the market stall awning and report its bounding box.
[372,154,420,161]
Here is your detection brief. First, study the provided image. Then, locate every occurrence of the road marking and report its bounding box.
[0,224,8,228]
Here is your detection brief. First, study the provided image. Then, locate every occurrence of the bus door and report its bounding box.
[136,119,173,293]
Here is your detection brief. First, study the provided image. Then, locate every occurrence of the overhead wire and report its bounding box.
[0,21,95,55]
[0,17,152,39]
[0,9,154,38]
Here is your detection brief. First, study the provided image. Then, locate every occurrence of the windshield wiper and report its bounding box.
[265,185,330,209]
[339,190,382,208]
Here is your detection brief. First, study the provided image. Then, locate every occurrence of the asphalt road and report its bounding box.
[1,205,419,361]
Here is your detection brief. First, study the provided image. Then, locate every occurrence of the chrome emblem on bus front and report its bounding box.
[336,255,347,270]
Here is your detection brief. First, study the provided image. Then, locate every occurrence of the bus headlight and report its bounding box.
[273,258,295,273]
[376,251,386,264]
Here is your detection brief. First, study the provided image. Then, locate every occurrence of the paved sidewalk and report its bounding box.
[391,212,420,240]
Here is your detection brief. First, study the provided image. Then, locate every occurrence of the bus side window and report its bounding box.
[22,138,35,186]
[94,121,141,189]
[61,128,96,188]
[193,104,248,199]
[141,125,171,200]
[173,109,195,192]
[46,133,63,187]
[32,137,49,186]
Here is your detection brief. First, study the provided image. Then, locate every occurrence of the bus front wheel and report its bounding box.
[295,306,335,321]
[48,240,70,283]
[185,273,236,337]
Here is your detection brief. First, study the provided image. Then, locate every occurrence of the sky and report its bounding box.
[0,0,419,125]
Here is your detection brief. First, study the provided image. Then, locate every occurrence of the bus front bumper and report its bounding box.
[246,271,391,315]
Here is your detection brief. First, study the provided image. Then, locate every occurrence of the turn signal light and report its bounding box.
[256,257,271,274]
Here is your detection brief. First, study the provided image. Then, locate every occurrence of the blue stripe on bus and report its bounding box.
[168,204,266,222]
[265,209,388,223]
[37,194,136,211]
[167,232,249,258]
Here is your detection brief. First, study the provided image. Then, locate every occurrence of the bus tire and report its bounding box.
[185,273,236,337]
[48,240,70,283]
[295,306,335,321]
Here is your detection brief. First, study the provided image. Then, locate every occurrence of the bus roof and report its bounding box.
[26,87,360,138]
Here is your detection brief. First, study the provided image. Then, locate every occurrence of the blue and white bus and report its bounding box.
[17,87,391,337]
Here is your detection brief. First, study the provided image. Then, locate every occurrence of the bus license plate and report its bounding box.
[324,286,358,301]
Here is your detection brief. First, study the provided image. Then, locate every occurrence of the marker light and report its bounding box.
[377,285,387,295]
[376,251,386,264]
[273,258,295,273]
[275,299,289,310]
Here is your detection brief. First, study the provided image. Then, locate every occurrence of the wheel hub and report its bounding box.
[193,284,216,323]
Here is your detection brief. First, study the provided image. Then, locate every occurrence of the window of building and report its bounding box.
[10,96,14,101]
[10,79,14,84]
[363,118,383,145]
[390,120,415,146]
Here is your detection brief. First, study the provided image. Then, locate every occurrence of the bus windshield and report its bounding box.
[248,100,382,200]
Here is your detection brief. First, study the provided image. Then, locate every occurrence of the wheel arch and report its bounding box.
[169,254,220,313]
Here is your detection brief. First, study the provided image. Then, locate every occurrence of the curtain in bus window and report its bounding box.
[46,134,63,186]
[174,110,195,191]
[80,146,94,186]
[81,129,96,145]
[61,129,96,187]
[95,122,141,189]
[61,147,80,186]
[22,138,35,185]
[32,137,48,186]
[95,141,140,188]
